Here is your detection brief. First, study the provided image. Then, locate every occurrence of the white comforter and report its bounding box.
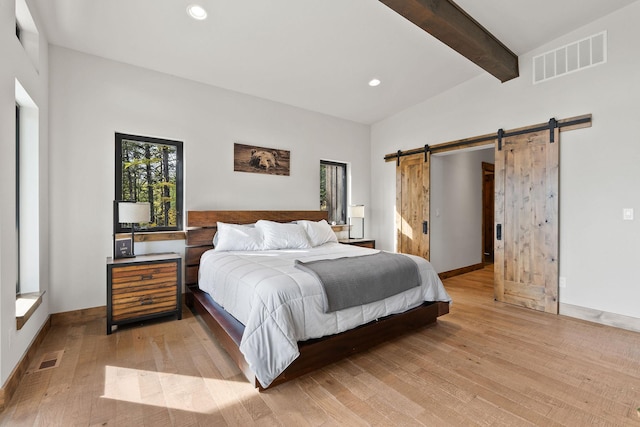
[198,242,451,387]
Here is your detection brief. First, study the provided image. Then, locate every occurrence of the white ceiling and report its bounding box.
[32,0,637,124]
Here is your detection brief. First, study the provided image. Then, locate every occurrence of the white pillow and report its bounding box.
[256,220,311,250]
[297,219,338,247]
[214,222,264,251]
[213,223,255,246]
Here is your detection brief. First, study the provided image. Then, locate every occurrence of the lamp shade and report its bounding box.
[118,202,150,224]
[350,205,365,218]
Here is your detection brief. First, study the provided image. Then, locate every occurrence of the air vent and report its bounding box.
[33,350,64,372]
[533,31,607,84]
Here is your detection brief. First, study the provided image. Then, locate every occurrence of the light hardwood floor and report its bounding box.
[2,266,640,426]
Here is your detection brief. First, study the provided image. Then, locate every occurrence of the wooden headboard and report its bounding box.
[185,210,328,286]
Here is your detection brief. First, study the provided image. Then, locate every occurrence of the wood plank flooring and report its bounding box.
[2,265,640,426]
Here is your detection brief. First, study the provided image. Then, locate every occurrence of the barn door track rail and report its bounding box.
[385,114,592,163]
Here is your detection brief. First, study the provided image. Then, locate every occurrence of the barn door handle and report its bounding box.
[496,224,502,241]
[423,221,428,234]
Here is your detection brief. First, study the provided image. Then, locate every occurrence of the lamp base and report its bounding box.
[348,217,365,240]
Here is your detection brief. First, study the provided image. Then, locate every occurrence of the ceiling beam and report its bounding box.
[379,0,519,82]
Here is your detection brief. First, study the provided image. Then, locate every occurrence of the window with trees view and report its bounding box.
[115,133,183,232]
[320,160,347,224]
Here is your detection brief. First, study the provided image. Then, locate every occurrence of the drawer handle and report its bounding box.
[139,296,154,305]
[141,274,153,280]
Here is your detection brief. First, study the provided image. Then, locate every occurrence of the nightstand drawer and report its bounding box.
[112,262,177,286]
[339,239,375,249]
[112,285,177,321]
[354,240,375,249]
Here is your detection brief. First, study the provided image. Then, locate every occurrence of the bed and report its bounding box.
[185,210,451,390]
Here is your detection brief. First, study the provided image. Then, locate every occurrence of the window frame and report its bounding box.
[320,160,347,225]
[15,104,20,295]
[115,132,184,233]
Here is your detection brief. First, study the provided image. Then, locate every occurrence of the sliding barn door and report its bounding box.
[396,153,430,260]
[494,128,559,314]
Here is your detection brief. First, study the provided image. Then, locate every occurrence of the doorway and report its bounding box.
[482,162,494,264]
[426,147,494,274]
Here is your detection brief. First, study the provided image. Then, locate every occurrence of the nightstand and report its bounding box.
[106,253,182,334]
[339,238,376,249]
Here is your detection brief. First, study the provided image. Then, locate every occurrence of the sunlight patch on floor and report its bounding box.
[101,365,255,413]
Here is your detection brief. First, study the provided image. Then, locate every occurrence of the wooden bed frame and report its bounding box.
[184,210,449,390]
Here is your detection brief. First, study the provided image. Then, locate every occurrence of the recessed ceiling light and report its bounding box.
[187,4,207,20]
[368,78,381,87]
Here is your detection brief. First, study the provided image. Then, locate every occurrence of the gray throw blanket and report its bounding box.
[294,251,421,313]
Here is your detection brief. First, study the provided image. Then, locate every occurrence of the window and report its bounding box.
[15,81,43,329]
[15,104,20,295]
[320,160,347,224]
[115,133,183,232]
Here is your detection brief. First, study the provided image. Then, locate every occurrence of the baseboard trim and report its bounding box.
[438,263,485,280]
[560,303,640,333]
[0,317,51,411]
[50,306,105,326]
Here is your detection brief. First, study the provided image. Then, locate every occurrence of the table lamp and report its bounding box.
[115,201,150,257]
[349,205,365,239]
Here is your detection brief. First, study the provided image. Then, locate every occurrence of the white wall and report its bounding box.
[48,46,371,314]
[430,148,494,273]
[0,0,50,385]
[371,2,640,320]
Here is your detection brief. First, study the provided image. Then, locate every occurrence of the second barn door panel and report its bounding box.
[494,127,559,314]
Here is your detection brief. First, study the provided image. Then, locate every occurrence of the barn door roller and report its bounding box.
[549,117,558,143]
